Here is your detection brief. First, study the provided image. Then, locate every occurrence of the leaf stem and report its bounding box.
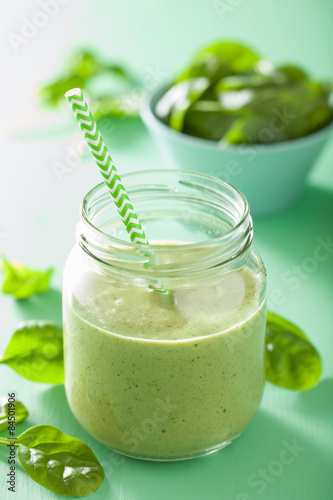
[0,437,17,446]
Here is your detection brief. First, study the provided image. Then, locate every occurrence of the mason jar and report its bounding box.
[63,169,267,461]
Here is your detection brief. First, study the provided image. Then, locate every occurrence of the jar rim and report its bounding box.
[81,168,250,249]
[78,169,253,275]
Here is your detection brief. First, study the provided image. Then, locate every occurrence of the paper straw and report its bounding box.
[65,88,148,245]
[65,88,168,295]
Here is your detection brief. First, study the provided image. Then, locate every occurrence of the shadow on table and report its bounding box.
[126,407,332,500]
[296,377,333,416]
[37,383,333,500]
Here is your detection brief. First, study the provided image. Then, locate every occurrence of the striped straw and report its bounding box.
[65,88,148,245]
[65,88,168,295]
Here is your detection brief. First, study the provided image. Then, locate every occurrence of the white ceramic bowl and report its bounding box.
[141,85,333,216]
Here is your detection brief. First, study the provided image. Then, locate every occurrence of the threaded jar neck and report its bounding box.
[78,169,253,278]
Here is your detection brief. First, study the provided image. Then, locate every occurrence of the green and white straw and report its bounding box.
[65,88,168,295]
[65,88,148,245]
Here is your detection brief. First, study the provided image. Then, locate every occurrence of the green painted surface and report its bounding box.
[1,0,333,498]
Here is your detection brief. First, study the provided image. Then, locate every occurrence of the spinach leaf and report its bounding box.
[220,114,264,144]
[39,75,86,107]
[155,77,210,131]
[157,40,333,143]
[1,256,53,299]
[67,49,128,80]
[216,65,308,93]
[0,398,28,431]
[177,41,260,85]
[67,49,107,79]
[0,321,64,384]
[0,425,104,496]
[221,82,333,144]
[38,48,135,115]
[93,91,142,119]
[183,101,241,141]
[276,65,308,83]
[265,312,321,391]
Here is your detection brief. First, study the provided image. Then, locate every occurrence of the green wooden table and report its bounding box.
[1,0,333,498]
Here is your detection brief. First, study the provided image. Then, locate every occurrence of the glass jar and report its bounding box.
[63,169,267,461]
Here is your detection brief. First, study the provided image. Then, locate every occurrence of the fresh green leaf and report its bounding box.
[0,398,28,431]
[38,48,135,117]
[1,425,104,496]
[67,49,130,80]
[155,78,210,131]
[216,73,279,93]
[265,312,321,391]
[177,41,260,85]
[169,79,210,131]
[216,65,308,93]
[158,40,333,143]
[220,114,263,144]
[221,82,333,144]
[276,65,308,83]
[94,91,141,119]
[1,256,53,299]
[183,100,242,141]
[38,75,85,107]
[67,49,105,79]
[0,321,64,384]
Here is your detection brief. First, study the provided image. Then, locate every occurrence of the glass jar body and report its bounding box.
[63,170,267,461]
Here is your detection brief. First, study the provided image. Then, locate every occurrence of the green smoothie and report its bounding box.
[63,266,266,460]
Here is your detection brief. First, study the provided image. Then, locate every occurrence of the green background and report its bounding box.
[1,0,333,499]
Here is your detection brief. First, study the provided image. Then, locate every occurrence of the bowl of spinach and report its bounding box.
[141,41,333,216]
